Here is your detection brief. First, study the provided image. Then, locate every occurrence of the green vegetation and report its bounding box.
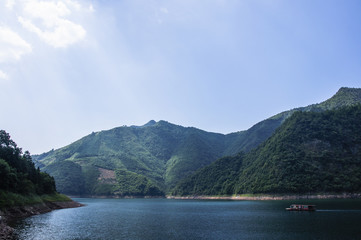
[33,121,234,196]
[0,130,69,208]
[0,192,71,208]
[113,170,163,196]
[43,161,85,195]
[172,154,244,196]
[173,104,361,196]
[234,87,361,154]
[33,87,361,197]
[236,104,361,194]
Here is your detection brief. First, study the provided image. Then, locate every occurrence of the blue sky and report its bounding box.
[1,0,361,154]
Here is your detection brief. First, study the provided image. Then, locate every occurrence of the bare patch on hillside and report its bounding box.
[98,168,116,184]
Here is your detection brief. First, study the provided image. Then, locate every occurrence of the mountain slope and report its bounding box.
[225,87,361,154]
[172,153,244,196]
[173,104,361,195]
[33,121,229,195]
[34,87,361,196]
[236,104,361,194]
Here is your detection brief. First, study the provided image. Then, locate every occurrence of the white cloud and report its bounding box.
[0,26,32,63]
[0,70,9,81]
[0,0,91,80]
[5,0,15,9]
[18,16,86,48]
[18,0,87,48]
[64,0,81,11]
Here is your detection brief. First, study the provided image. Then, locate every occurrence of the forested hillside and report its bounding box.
[34,87,361,197]
[230,87,361,154]
[0,130,67,208]
[172,104,361,196]
[33,121,234,196]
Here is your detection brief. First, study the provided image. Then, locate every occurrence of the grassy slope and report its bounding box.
[0,191,71,209]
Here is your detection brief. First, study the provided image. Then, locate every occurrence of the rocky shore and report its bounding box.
[167,193,361,200]
[0,200,83,240]
[0,222,14,240]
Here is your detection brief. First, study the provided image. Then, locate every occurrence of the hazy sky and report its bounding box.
[1,0,361,154]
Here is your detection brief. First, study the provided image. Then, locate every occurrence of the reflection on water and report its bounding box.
[13,198,361,240]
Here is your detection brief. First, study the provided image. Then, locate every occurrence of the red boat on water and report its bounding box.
[286,204,316,211]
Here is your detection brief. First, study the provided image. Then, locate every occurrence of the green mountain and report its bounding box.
[33,121,241,196]
[172,104,361,196]
[34,87,361,196]
[227,87,361,154]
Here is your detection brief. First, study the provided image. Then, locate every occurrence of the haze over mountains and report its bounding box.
[33,87,361,196]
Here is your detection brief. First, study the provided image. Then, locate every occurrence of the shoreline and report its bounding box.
[70,193,361,200]
[0,200,83,240]
[68,195,165,199]
[167,193,361,201]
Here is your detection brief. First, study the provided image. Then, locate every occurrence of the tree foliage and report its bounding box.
[172,153,244,196]
[113,169,164,196]
[33,121,234,195]
[43,161,85,195]
[236,104,361,194]
[174,105,361,196]
[0,130,56,195]
[32,88,361,196]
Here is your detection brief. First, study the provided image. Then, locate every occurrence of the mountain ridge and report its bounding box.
[173,103,361,196]
[33,87,361,196]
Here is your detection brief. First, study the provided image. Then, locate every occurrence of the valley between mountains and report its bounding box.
[33,87,361,197]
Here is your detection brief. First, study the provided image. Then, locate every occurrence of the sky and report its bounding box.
[1,0,361,154]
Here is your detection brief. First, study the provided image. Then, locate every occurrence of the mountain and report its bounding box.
[226,87,361,154]
[33,121,243,196]
[34,87,361,196]
[172,104,361,196]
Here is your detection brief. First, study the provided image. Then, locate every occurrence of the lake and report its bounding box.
[12,198,361,240]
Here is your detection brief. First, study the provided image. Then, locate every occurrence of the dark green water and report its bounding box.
[13,198,361,240]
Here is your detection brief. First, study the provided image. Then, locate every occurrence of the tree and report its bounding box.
[0,130,57,195]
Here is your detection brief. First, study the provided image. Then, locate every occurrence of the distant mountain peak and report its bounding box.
[319,87,361,109]
[129,120,157,128]
[271,87,361,121]
[331,87,361,100]
[337,86,361,93]
[143,120,157,127]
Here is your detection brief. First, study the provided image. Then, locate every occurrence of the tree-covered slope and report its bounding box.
[172,153,244,196]
[236,104,361,194]
[34,87,361,197]
[0,130,66,208]
[173,104,361,196]
[226,87,361,154]
[33,121,229,196]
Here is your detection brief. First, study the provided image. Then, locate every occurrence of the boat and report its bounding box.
[286,204,316,211]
